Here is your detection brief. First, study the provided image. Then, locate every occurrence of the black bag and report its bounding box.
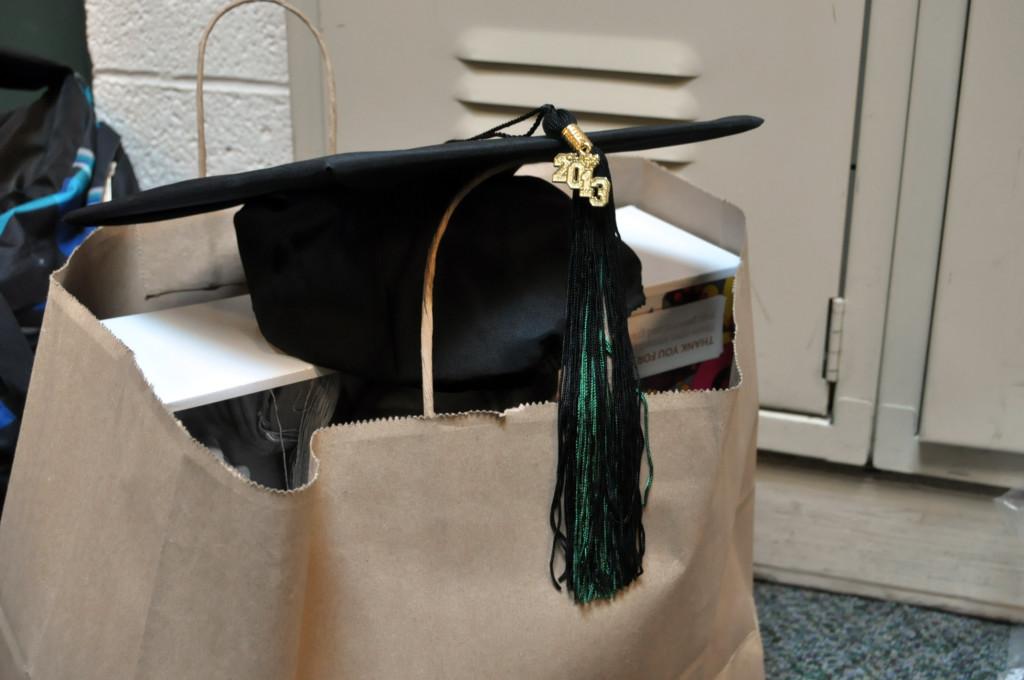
[0,48,139,509]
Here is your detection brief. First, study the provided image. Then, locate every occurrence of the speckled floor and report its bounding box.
[754,581,1014,679]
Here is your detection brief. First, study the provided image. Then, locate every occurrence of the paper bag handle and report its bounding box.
[196,0,338,177]
[420,165,519,417]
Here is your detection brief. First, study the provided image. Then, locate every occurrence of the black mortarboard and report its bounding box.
[67,112,760,386]
[68,107,762,603]
[69,114,759,225]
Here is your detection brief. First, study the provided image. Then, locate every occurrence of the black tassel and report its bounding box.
[543,108,647,603]
[452,106,650,604]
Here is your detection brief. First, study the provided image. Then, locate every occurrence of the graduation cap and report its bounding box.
[69,106,761,603]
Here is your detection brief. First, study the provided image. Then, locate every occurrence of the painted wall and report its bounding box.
[0,0,92,113]
[86,0,293,189]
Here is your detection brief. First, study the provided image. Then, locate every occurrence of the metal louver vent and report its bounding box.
[455,28,702,163]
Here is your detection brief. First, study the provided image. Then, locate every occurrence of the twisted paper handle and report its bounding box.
[196,0,337,177]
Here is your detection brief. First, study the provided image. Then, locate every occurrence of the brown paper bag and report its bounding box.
[0,157,762,679]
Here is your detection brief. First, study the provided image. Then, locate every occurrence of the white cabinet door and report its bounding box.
[287,1,917,463]
[919,1,1024,455]
[873,0,1024,487]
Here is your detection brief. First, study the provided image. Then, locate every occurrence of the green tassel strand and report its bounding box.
[549,156,649,604]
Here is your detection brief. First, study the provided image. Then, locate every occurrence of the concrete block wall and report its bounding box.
[86,0,293,189]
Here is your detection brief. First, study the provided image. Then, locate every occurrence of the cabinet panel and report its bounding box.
[919,0,1024,454]
[296,0,866,418]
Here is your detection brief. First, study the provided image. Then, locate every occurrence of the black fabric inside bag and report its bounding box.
[234,169,642,388]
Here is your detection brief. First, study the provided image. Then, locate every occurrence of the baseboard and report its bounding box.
[753,456,1024,623]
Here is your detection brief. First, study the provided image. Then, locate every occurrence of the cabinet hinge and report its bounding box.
[824,297,846,384]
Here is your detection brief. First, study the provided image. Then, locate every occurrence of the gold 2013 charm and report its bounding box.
[551,124,612,207]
